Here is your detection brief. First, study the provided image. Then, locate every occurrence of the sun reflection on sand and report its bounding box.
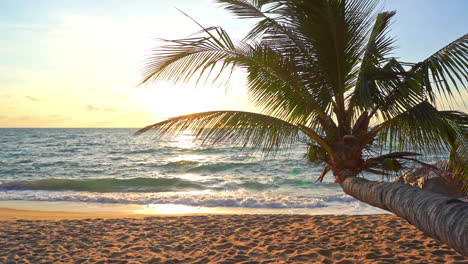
[134,204,202,215]
[133,203,291,215]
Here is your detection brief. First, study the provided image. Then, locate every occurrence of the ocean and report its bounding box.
[0,128,444,215]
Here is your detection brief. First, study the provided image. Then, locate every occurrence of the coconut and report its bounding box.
[307,145,326,162]
[382,159,402,171]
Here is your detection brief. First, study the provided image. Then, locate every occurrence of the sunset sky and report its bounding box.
[1,0,467,128]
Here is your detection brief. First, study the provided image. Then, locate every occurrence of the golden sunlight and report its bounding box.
[135,204,201,215]
[136,86,225,118]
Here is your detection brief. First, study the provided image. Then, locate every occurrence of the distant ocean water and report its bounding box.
[0,128,445,214]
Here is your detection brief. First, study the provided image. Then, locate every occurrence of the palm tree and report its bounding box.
[137,0,468,256]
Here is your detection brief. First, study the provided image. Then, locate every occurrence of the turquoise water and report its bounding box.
[0,128,445,213]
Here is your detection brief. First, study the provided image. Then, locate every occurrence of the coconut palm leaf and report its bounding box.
[370,60,427,121]
[241,43,333,125]
[135,110,327,156]
[282,0,378,130]
[141,19,337,128]
[444,112,468,191]
[216,0,277,20]
[140,26,236,86]
[367,34,468,120]
[215,1,357,126]
[371,104,468,186]
[353,35,467,128]
[222,0,380,115]
[373,102,454,152]
[411,34,468,103]
[350,11,397,112]
[217,0,313,59]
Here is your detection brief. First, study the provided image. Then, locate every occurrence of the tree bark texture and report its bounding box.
[341,177,468,256]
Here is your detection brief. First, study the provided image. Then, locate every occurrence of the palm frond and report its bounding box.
[350,11,396,111]
[140,25,236,86]
[140,20,333,128]
[275,0,380,131]
[216,0,278,19]
[366,34,467,122]
[371,60,427,120]
[216,1,340,124]
[372,102,466,155]
[348,57,427,125]
[443,112,468,191]
[241,43,331,125]
[411,34,468,103]
[136,111,304,155]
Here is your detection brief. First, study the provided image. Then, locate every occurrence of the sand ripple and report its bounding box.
[0,214,466,263]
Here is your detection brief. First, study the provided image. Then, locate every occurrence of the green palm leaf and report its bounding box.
[140,17,334,127]
[367,104,468,191]
[351,11,397,111]
[216,0,277,20]
[373,102,465,154]
[444,112,468,190]
[412,34,468,103]
[136,111,304,155]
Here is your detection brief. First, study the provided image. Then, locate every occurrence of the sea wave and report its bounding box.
[0,177,285,193]
[187,162,259,173]
[0,178,206,193]
[159,160,200,168]
[0,190,361,209]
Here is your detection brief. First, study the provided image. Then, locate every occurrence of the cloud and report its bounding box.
[18,115,33,120]
[25,96,40,102]
[85,105,99,111]
[103,106,118,112]
[85,105,118,112]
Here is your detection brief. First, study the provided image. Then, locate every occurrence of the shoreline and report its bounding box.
[0,208,148,221]
[0,200,390,218]
[1,213,465,263]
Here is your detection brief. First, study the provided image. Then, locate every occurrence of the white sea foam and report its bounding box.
[0,190,373,210]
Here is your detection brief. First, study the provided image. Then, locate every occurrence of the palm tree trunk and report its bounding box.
[340,177,468,256]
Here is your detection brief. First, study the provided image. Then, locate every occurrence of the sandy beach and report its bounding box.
[1,210,466,264]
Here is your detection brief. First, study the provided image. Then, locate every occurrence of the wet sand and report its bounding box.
[0,210,466,263]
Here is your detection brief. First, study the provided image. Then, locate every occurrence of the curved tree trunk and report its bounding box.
[340,177,468,256]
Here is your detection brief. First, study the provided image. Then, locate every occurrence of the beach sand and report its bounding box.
[0,209,466,263]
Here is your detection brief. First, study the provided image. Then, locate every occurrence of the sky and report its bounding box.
[1,0,467,128]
